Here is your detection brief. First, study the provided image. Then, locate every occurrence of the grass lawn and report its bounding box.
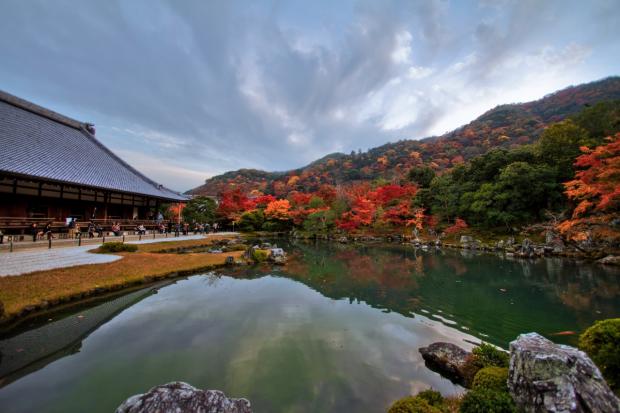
[0,235,244,323]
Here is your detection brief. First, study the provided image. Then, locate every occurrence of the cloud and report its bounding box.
[0,0,618,191]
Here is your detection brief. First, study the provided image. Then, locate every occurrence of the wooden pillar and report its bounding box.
[104,191,109,221]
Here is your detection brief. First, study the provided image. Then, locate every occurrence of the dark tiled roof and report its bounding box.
[0,90,186,201]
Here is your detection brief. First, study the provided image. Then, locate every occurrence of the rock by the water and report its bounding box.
[459,235,474,244]
[509,333,620,413]
[598,255,620,266]
[116,382,252,413]
[419,342,471,384]
[268,248,287,264]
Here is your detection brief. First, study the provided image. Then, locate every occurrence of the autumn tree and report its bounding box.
[444,218,468,234]
[264,199,292,221]
[563,134,620,218]
[217,189,249,222]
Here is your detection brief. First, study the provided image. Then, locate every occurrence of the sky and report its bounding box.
[1,0,619,192]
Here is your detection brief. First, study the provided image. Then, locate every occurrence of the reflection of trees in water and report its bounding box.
[224,240,620,346]
[504,255,620,315]
[273,242,430,318]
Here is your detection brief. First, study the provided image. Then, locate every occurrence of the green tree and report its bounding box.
[407,166,435,188]
[537,120,590,180]
[182,196,217,223]
[303,210,336,233]
[237,209,265,232]
[572,100,620,140]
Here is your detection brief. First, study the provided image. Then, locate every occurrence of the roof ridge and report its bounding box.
[0,89,84,130]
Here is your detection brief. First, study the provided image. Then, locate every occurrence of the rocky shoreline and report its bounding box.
[286,230,620,264]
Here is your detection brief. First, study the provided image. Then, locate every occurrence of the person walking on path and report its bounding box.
[75,222,82,239]
[44,222,54,240]
[88,221,95,239]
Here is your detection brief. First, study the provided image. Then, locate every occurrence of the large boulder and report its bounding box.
[115,382,252,413]
[509,333,620,412]
[419,342,471,384]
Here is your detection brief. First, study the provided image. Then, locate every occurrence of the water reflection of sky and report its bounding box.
[0,275,476,413]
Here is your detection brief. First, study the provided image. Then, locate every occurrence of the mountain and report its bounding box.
[189,76,620,197]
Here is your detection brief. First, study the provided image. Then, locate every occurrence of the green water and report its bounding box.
[0,241,618,412]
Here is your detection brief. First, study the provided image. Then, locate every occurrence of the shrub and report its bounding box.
[387,396,442,413]
[97,242,138,253]
[416,389,444,407]
[251,248,269,263]
[472,367,509,393]
[223,243,248,252]
[472,343,509,368]
[579,318,620,393]
[461,344,509,388]
[459,389,516,413]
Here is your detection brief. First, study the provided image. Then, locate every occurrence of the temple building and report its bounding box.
[0,90,186,233]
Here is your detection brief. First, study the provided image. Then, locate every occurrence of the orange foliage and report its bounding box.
[264,199,291,220]
[444,218,468,234]
[564,133,620,218]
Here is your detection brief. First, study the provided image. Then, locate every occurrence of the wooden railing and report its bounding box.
[0,217,176,232]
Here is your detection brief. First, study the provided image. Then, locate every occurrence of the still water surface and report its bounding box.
[0,241,618,412]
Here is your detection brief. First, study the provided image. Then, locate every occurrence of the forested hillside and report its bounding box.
[190,77,620,197]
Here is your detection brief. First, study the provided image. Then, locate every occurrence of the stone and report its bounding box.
[115,382,252,413]
[268,248,287,264]
[419,342,472,384]
[459,235,474,245]
[598,255,620,266]
[508,333,620,413]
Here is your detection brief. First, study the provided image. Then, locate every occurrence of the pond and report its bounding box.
[0,240,619,412]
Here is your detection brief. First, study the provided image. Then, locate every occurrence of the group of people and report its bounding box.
[192,222,218,234]
[23,216,221,243]
[29,222,55,241]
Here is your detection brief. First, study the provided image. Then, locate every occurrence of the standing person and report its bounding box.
[88,221,95,238]
[183,222,189,235]
[30,222,38,242]
[67,218,76,239]
[213,222,218,233]
[74,222,82,239]
[0,229,4,244]
[44,221,54,240]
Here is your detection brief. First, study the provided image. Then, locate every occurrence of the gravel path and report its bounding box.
[0,234,236,277]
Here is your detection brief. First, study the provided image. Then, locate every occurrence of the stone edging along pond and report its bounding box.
[287,230,620,263]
